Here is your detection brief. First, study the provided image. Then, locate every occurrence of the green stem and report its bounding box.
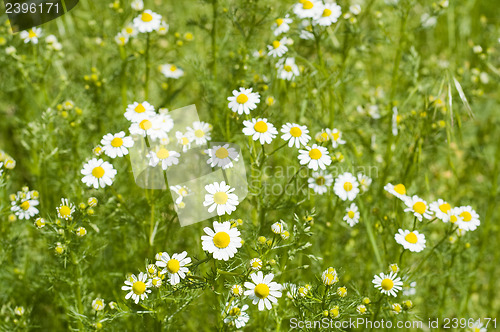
[145,33,151,99]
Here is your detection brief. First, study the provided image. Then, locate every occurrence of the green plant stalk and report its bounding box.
[145,33,151,99]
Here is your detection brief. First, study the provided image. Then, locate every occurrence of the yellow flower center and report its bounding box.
[290,126,302,137]
[276,18,284,26]
[413,201,426,215]
[20,201,30,210]
[323,8,332,17]
[284,64,293,72]
[254,121,268,133]
[272,40,280,49]
[332,132,340,141]
[213,192,228,205]
[303,1,314,9]
[393,184,406,195]
[111,137,123,147]
[309,148,322,160]
[139,119,152,130]
[181,137,189,145]
[59,206,71,217]
[229,307,241,316]
[141,12,153,22]
[348,211,355,219]
[251,261,260,268]
[92,166,105,178]
[254,283,270,299]
[156,148,169,159]
[132,281,146,295]
[460,211,472,222]
[167,259,180,273]
[28,30,37,38]
[315,176,325,185]
[343,182,353,192]
[126,27,134,34]
[215,147,229,159]
[135,103,146,113]
[232,287,241,295]
[439,203,451,213]
[381,278,394,290]
[213,231,230,248]
[236,93,249,104]
[405,232,418,244]
[450,215,458,223]
[194,129,204,138]
[170,65,177,72]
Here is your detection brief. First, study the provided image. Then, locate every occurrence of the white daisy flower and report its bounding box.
[201,221,242,261]
[20,28,42,44]
[357,173,372,192]
[394,229,426,252]
[314,2,342,26]
[129,115,157,137]
[56,198,75,220]
[357,304,368,314]
[81,158,117,189]
[147,112,174,141]
[122,24,139,37]
[92,298,105,311]
[14,306,24,316]
[223,303,250,328]
[76,227,87,237]
[133,10,162,33]
[155,251,191,285]
[175,131,192,152]
[160,64,184,79]
[308,170,333,194]
[250,258,263,271]
[101,131,134,158]
[158,21,169,35]
[244,272,282,311]
[205,144,239,169]
[276,57,300,81]
[293,0,322,19]
[403,195,433,221]
[272,15,293,36]
[147,147,180,170]
[372,272,403,297]
[170,185,190,204]
[227,87,260,115]
[321,267,339,285]
[299,27,315,40]
[429,199,452,222]
[298,144,331,171]
[281,122,310,148]
[271,221,285,234]
[34,217,46,228]
[124,101,155,122]
[455,206,480,231]
[469,321,487,332]
[203,181,239,216]
[333,172,359,201]
[253,49,266,58]
[384,183,408,200]
[267,37,289,57]
[186,121,212,145]
[343,203,360,227]
[11,193,39,220]
[326,128,346,148]
[115,32,129,46]
[231,284,243,297]
[131,0,144,11]
[242,118,278,145]
[121,272,152,304]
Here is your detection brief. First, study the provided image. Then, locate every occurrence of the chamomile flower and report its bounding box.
[20,28,42,44]
[429,199,452,222]
[231,284,243,297]
[322,267,339,285]
[14,306,24,316]
[394,229,426,252]
[151,277,162,287]
[357,304,368,314]
[147,113,174,141]
[56,198,75,220]
[81,158,117,189]
[223,303,250,328]
[244,272,282,311]
[122,272,152,304]
[455,206,480,231]
[271,221,285,234]
[384,183,408,200]
[469,321,487,332]
[357,173,372,192]
[133,10,162,33]
[205,144,239,169]
[203,181,239,216]
[242,118,278,145]
[272,15,293,36]
[201,221,242,261]
[308,170,333,194]
[114,32,129,46]
[160,64,184,79]
[92,298,105,311]
[267,37,289,58]
[11,192,39,220]
[101,131,134,158]
[131,0,144,11]
[186,121,212,145]
[227,87,260,115]
[88,197,98,207]
[122,24,138,37]
[326,128,346,148]
[343,203,360,227]
[404,195,433,221]
[392,303,402,314]
[175,131,192,152]
[250,258,263,271]
[293,0,322,19]
[147,146,180,170]
[156,251,191,285]
[333,172,360,201]
[170,185,190,204]
[158,21,169,35]
[315,2,342,26]
[337,286,347,297]
[281,123,310,148]
[298,144,331,170]
[34,217,46,228]
[124,101,155,122]
[372,271,403,297]
[76,227,87,237]
[276,57,300,81]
